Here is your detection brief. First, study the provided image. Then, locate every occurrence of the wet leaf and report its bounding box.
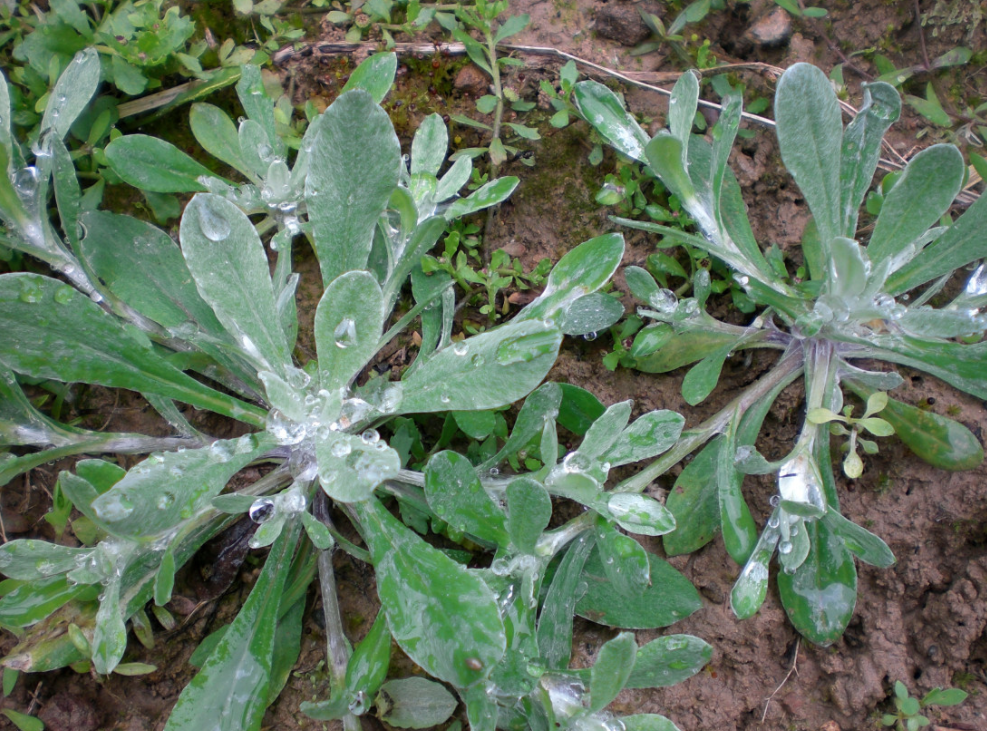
[621,714,681,731]
[730,513,780,620]
[625,635,712,689]
[777,519,857,646]
[596,519,650,596]
[603,410,685,467]
[342,52,397,104]
[376,677,458,729]
[105,135,216,193]
[236,66,281,154]
[578,401,632,459]
[506,477,551,554]
[664,438,722,555]
[41,49,100,141]
[821,508,894,568]
[0,576,97,628]
[444,177,519,219]
[345,610,391,699]
[163,521,300,731]
[557,384,605,436]
[558,292,624,336]
[314,271,385,392]
[537,533,595,669]
[576,547,701,629]
[190,103,251,176]
[424,451,508,546]
[588,631,636,713]
[573,81,649,162]
[315,432,400,503]
[606,493,675,537]
[411,114,448,177]
[879,395,983,471]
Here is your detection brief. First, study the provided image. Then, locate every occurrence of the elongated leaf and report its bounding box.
[50,135,81,249]
[411,113,448,176]
[867,144,964,266]
[79,211,225,334]
[668,71,699,171]
[345,610,391,697]
[879,395,983,470]
[236,65,280,155]
[520,233,625,322]
[572,81,648,162]
[775,63,843,246]
[306,90,401,285]
[314,271,384,392]
[777,519,857,646]
[93,574,127,673]
[397,319,562,413]
[443,177,518,220]
[682,342,734,406]
[537,533,595,668]
[506,477,551,554]
[710,94,742,225]
[886,189,987,294]
[663,439,721,555]
[729,515,780,620]
[577,548,702,629]
[354,498,506,688]
[481,382,562,470]
[105,135,216,193]
[603,410,685,467]
[41,48,99,141]
[859,334,987,400]
[377,677,457,729]
[190,103,251,176]
[839,81,900,236]
[622,715,680,731]
[424,451,508,546]
[181,194,290,375]
[718,415,757,564]
[90,433,274,541]
[0,70,11,157]
[645,134,698,207]
[579,401,632,458]
[821,508,895,568]
[0,541,90,579]
[589,632,636,713]
[630,328,737,374]
[164,522,300,731]
[0,274,263,425]
[625,635,712,689]
[0,576,96,629]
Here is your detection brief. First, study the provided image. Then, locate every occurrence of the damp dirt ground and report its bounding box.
[3,0,987,730]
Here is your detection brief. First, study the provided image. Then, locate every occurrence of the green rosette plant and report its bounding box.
[0,50,708,731]
[574,63,986,645]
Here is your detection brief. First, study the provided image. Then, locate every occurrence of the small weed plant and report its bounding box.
[882,680,968,731]
[0,51,708,731]
[576,63,986,645]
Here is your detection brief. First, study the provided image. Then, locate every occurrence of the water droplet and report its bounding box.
[249,498,275,523]
[769,495,781,507]
[209,441,233,462]
[790,524,799,536]
[156,492,176,510]
[333,318,357,348]
[562,452,591,473]
[439,393,451,404]
[488,468,500,476]
[735,275,749,286]
[874,293,895,311]
[13,167,38,200]
[266,409,306,445]
[583,331,597,342]
[361,429,379,445]
[778,540,793,555]
[767,516,780,529]
[649,288,678,313]
[89,290,104,304]
[470,354,485,368]
[379,386,402,413]
[331,440,352,457]
[54,285,74,304]
[18,280,42,303]
[285,366,311,390]
[348,691,368,715]
[94,495,135,522]
[453,340,468,356]
[197,200,232,242]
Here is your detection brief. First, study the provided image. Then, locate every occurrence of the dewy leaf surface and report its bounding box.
[0,274,263,424]
[775,63,843,246]
[353,498,506,688]
[163,521,299,731]
[397,319,562,413]
[104,135,216,193]
[41,48,100,141]
[572,81,649,162]
[181,194,290,376]
[306,90,401,285]
[314,271,385,392]
[424,451,508,546]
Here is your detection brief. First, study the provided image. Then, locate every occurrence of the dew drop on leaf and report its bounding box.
[197,200,232,242]
[333,317,357,348]
[54,285,74,304]
[94,494,135,522]
[331,440,352,457]
[248,497,275,524]
[453,341,468,356]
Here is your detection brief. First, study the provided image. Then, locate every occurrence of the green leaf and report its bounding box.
[718,421,757,565]
[443,176,518,219]
[606,493,675,536]
[316,432,400,503]
[922,687,967,707]
[41,48,99,141]
[78,211,225,335]
[777,519,857,646]
[104,135,216,193]
[904,84,952,127]
[538,533,595,668]
[506,477,551,554]
[90,434,273,541]
[573,81,649,162]
[839,81,900,236]
[577,548,702,628]
[775,63,843,247]
[867,144,964,267]
[236,65,280,154]
[621,714,681,731]
[50,135,81,249]
[625,635,712,689]
[886,191,987,294]
[163,521,300,731]
[452,410,496,439]
[342,52,397,104]
[345,610,391,698]
[668,71,699,171]
[190,103,251,177]
[314,271,385,392]
[476,95,498,114]
[664,439,721,555]
[519,233,625,322]
[579,401,632,458]
[0,274,264,425]
[879,395,983,471]
[589,632,636,713]
[1,709,44,731]
[411,113,448,176]
[682,343,733,406]
[494,13,529,43]
[596,518,651,597]
[644,134,698,206]
[306,90,401,285]
[451,29,491,75]
[354,498,506,688]
[729,513,780,619]
[481,382,561,469]
[397,320,562,413]
[821,508,895,568]
[0,575,96,628]
[376,677,458,729]
[558,384,605,436]
[558,292,624,336]
[180,194,290,376]
[424,451,509,545]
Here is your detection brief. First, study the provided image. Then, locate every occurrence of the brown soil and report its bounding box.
[3,0,987,730]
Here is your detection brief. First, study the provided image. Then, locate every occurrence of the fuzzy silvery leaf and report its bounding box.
[668,71,699,171]
[602,410,685,467]
[821,508,895,568]
[606,494,676,536]
[93,573,127,674]
[0,576,96,629]
[730,514,780,620]
[506,477,552,554]
[0,69,10,156]
[314,271,385,393]
[341,52,397,104]
[411,113,448,177]
[316,432,400,503]
[442,177,518,220]
[625,635,712,689]
[875,394,983,471]
[236,65,281,153]
[181,194,290,376]
[596,520,650,597]
[397,319,562,414]
[41,49,100,141]
[434,155,472,202]
[588,631,636,713]
[572,81,648,162]
[480,382,562,471]
[578,400,632,459]
[104,135,216,193]
[306,90,401,286]
[0,540,92,580]
[621,714,681,731]
[645,134,698,209]
[189,103,251,177]
[238,119,275,179]
[90,434,275,541]
[538,533,594,669]
[558,292,624,336]
[424,451,508,546]
[775,63,843,247]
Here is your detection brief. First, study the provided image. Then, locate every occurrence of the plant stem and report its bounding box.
[482,29,505,259]
[614,347,805,494]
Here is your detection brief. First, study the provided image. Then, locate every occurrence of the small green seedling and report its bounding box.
[882,680,968,731]
[807,391,895,478]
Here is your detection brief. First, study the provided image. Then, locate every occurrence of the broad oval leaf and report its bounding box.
[190,102,251,175]
[663,439,721,556]
[606,493,676,537]
[411,113,448,177]
[506,477,551,554]
[881,395,983,471]
[342,52,398,104]
[558,292,624,336]
[314,270,385,392]
[625,635,712,689]
[573,81,648,162]
[424,451,509,546]
[588,632,637,713]
[315,431,400,503]
[41,48,100,141]
[602,410,685,467]
[376,677,458,729]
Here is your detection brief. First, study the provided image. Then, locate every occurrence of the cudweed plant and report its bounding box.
[575,63,986,645]
[0,50,709,731]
